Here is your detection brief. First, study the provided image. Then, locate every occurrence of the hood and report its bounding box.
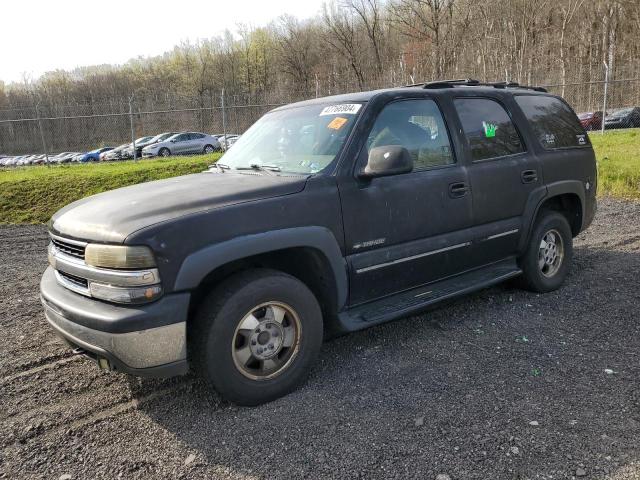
[51,171,308,243]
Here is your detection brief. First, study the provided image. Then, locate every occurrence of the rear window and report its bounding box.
[515,95,589,149]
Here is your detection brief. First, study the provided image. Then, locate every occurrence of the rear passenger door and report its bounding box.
[453,96,541,265]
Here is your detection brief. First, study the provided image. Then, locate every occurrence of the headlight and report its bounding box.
[85,244,156,269]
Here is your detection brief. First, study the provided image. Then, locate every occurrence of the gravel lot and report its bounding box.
[1,198,639,480]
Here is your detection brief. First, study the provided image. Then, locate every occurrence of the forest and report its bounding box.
[1,0,638,118]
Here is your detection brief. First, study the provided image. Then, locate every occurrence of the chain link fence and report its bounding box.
[1,77,639,165]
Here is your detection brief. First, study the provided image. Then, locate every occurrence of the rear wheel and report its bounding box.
[203,144,215,154]
[518,211,573,292]
[191,269,323,406]
[159,147,171,157]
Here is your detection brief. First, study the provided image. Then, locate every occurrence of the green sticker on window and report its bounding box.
[483,121,497,138]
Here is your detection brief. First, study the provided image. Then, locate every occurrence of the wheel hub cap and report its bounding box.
[538,229,564,278]
[232,302,301,380]
[250,322,284,359]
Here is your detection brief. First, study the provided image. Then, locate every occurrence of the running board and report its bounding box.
[338,258,521,332]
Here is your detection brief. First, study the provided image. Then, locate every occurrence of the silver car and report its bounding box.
[142,132,220,158]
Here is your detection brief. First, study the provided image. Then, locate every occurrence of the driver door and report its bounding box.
[338,98,476,305]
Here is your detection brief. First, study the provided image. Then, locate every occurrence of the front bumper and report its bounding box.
[40,266,190,377]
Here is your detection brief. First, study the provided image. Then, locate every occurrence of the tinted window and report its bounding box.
[367,99,454,170]
[174,134,189,142]
[190,133,205,139]
[454,98,524,161]
[515,95,589,149]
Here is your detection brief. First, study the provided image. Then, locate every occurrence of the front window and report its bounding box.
[219,103,362,174]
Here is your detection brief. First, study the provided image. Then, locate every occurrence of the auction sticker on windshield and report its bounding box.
[327,117,349,130]
[319,104,362,116]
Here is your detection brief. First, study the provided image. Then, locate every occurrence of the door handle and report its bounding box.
[449,182,470,198]
[521,170,538,184]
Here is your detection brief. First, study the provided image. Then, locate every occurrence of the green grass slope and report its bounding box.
[590,128,640,199]
[0,155,218,224]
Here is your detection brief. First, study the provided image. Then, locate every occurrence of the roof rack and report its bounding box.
[404,78,547,92]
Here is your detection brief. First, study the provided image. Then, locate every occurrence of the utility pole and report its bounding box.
[35,104,49,164]
[221,89,227,150]
[601,61,609,135]
[129,94,137,160]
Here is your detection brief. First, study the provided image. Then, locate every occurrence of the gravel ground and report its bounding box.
[1,198,639,480]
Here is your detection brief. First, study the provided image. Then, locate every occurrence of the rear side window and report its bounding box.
[515,95,589,149]
[454,98,525,161]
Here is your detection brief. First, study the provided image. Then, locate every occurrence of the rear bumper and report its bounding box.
[40,266,189,377]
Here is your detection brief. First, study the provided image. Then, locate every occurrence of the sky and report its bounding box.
[1,0,325,84]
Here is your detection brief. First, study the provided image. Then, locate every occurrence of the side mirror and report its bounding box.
[170,139,176,143]
[359,145,413,179]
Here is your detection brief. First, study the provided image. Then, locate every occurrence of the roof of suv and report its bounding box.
[275,79,549,111]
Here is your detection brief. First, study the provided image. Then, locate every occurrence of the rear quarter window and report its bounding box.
[515,95,589,150]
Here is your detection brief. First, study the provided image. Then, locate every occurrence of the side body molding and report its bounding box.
[173,227,348,309]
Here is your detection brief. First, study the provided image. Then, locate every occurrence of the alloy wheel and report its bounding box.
[538,229,564,278]
[231,302,301,380]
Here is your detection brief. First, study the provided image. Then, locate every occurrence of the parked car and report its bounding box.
[142,132,220,157]
[121,136,157,159]
[102,143,131,161]
[577,111,604,130]
[41,80,597,405]
[75,147,114,163]
[31,154,48,165]
[217,134,239,150]
[48,152,78,164]
[604,107,640,129]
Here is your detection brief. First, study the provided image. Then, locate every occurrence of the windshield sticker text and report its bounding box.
[320,104,362,116]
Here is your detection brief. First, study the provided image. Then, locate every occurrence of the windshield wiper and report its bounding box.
[213,162,231,172]
[236,164,281,174]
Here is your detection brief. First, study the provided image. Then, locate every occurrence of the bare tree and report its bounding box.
[323,2,367,90]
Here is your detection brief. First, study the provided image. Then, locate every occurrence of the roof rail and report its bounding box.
[408,78,547,92]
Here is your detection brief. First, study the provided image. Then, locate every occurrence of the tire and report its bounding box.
[518,211,573,293]
[191,269,323,406]
[159,147,171,157]
[203,144,215,154]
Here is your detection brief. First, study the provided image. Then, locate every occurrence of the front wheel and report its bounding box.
[191,269,323,406]
[518,211,573,292]
[159,147,171,157]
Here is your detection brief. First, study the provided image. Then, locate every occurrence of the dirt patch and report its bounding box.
[1,199,639,479]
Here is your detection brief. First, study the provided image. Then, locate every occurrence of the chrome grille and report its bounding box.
[51,236,85,260]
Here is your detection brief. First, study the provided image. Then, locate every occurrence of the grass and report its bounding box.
[0,154,219,224]
[0,129,638,224]
[590,128,640,199]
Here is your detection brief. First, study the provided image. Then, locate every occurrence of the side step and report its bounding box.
[338,258,521,332]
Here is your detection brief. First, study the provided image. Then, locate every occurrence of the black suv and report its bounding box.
[41,80,597,405]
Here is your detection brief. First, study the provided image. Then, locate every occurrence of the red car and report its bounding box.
[578,111,604,130]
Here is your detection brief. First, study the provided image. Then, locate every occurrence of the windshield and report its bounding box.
[219,103,363,174]
[611,108,632,116]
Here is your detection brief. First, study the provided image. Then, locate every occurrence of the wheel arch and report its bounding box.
[519,181,585,252]
[175,227,348,329]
